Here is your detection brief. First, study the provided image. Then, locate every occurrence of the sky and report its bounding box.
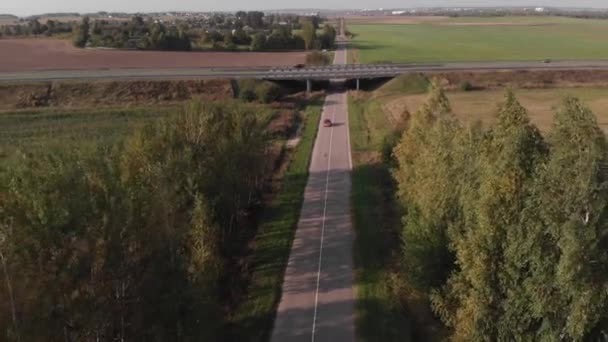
[2,0,607,16]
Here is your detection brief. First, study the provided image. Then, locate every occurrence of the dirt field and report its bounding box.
[0,38,308,72]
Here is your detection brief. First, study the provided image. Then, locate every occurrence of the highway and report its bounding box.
[270,40,355,342]
[4,60,608,83]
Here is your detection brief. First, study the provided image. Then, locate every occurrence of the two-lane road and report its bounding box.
[270,40,355,342]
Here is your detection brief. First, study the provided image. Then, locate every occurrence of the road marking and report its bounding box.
[311,97,337,342]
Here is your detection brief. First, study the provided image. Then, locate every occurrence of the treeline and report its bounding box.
[73,16,191,50]
[189,12,319,31]
[70,13,335,52]
[235,79,282,103]
[248,23,336,51]
[0,100,272,341]
[0,19,72,37]
[393,82,608,340]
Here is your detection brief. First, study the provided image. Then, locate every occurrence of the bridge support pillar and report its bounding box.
[306,79,312,93]
[356,78,360,91]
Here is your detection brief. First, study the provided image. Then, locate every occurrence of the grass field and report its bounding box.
[228,99,322,342]
[0,106,177,158]
[384,87,608,132]
[348,16,608,63]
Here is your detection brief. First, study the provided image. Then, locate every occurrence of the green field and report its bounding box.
[0,106,177,158]
[349,16,608,63]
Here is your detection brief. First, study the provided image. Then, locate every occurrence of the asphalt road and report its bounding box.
[270,40,355,342]
[5,59,608,83]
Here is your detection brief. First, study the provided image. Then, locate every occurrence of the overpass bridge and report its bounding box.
[4,60,608,86]
[264,63,426,91]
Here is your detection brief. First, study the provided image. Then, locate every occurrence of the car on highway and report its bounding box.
[542,58,552,63]
[294,64,305,69]
[323,118,332,127]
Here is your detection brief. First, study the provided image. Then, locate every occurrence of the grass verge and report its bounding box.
[228,98,323,341]
[349,94,412,341]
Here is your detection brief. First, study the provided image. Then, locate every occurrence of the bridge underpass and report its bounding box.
[264,64,418,92]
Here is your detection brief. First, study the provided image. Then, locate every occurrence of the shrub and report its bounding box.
[239,88,256,102]
[381,130,403,168]
[255,81,282,104]
[306,51,331,65]
[459,81,473,91]
[236,79,257,101]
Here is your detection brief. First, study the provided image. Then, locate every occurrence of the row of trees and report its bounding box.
[0,19,73,37]
[192,12,319,31]
[73,16,192,50]
[393,82,608,340]
[0,100,271,341]
[249,23,336,51]
[71,14,334,52]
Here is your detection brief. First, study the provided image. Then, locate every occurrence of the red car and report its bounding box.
[323,119,332,127]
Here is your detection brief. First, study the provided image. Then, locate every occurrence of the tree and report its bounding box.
[205,30,223,44]
[431,90,546,341]
[394,81,460,290]
[265,30,294,50]
[255,81,282,103]
[250,32,266,51]
[318,23,336,49]
[223,31,234,46]
[28,19,42,35]
[521,97,608,340]
[73,16,90,47]
[46,19,56,36]
[246,11,265,29]
[236,11,247,21]
[301,20,316,50]
[0,100,269,340]
[232,28,251,45]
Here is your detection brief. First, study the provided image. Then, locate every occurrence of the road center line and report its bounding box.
[311,96,337,342]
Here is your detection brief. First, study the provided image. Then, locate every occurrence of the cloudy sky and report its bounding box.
[2,0,606,16]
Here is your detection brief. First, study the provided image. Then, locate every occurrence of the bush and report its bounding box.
[239,88,256,102]
[236,79,257,101]
[236,79,281,103]
[381,130,402,168]
[459,81,474,91]
[306,51,332,65]
[255,81,282,103]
